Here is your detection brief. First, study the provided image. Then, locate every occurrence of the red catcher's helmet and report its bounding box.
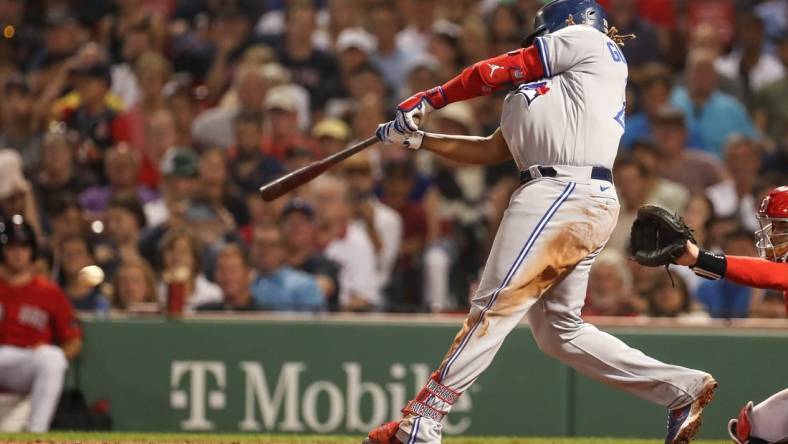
[756,186,788,262]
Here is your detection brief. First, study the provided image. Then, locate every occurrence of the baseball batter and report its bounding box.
[0,215,83,432]
[368,1,716,443]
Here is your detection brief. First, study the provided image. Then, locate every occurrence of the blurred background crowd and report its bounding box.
[0,0,785,319]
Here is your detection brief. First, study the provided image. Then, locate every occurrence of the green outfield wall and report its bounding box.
[74,317,788,439]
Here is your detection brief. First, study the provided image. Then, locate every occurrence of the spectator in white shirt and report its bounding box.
[339,152,403,293]
[309,175,381,311]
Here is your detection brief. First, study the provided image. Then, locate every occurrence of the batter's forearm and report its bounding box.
[421,129,512,165]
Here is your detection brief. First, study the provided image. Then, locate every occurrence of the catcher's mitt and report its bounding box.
[630,205,697,267]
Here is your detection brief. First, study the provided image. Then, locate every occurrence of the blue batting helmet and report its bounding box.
[521,0,609,47]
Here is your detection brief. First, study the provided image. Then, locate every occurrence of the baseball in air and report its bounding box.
[78,265,105,287]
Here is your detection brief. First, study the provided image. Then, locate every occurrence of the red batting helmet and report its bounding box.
[755,186,788,262]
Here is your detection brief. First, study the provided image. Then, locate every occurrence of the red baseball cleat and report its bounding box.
[363,421,403,444]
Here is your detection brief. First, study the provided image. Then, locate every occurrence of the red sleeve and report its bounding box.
[725,256,788,292]
[400,46,545,110]
[50,287,82,344]
[441,46,545,103]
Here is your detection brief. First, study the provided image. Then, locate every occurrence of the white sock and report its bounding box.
[751,388,788,442]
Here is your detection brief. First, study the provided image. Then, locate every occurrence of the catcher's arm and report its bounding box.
[677,240,788,291]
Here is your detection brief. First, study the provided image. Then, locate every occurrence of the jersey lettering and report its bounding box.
[18,305,49,331]
[607,42,626,64]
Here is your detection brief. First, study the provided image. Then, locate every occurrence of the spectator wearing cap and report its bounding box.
[670,49,758,157]
[705,135,763,232]
[280,199,341,310]
[32,131,95,224]
[261,85,315,160]
[250,224,325,312]
[651,106,727,194]
[56,234,110,313]
[312,118,351,156]
[228,111,285,193]
[78,143,159,218]
[144,147,201,227]
[138,147,201,264]
[370,3,416,95]
[191,63,289,149]
[0,75,41,170]
[337,28,377,82]
[326,31,384,117]
[55,59,131,180]
[716,13,784,105]
[198,244,261,312]
[340,152,403,297]
[275,1,342,110]
[310,175,381,311]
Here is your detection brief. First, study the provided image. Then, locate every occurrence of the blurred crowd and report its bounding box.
[0,0,786,319]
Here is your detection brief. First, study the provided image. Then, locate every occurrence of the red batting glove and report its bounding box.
[395,87,448,132]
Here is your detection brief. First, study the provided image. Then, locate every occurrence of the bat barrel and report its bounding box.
[259,136,378,201]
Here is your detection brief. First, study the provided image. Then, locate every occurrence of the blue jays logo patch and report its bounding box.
[516,80,551,105]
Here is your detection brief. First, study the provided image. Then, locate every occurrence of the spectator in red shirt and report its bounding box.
[0,215,82,432]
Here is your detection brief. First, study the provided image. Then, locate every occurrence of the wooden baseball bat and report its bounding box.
[259,136,378,202]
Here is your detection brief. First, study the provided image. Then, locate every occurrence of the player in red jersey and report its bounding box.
[674,186,788,444]
[0,215,82,432]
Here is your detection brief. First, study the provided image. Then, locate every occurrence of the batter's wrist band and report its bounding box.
[690,249,727,280]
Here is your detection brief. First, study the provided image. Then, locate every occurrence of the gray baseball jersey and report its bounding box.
[500,25,627,170]
[390,25,713,444]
